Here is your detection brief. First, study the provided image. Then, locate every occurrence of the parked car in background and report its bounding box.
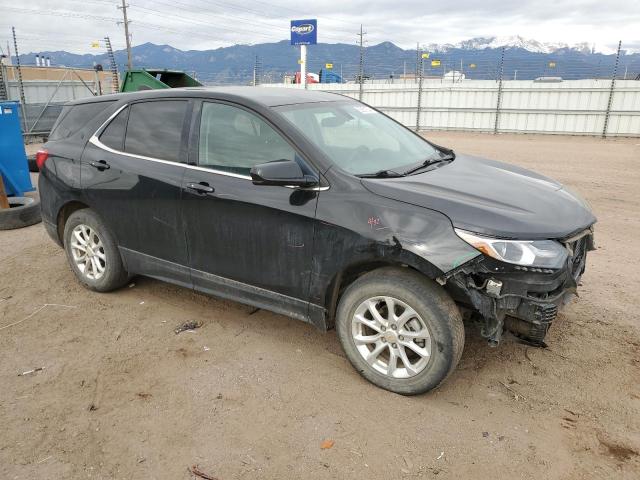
[37,87,596,395]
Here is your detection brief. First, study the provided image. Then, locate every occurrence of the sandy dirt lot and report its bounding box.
[1,133,639,479]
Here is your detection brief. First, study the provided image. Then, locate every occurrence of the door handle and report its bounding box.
[186,182,215,194]
[90,160,110,171]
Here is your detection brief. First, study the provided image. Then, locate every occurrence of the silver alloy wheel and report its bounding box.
[351,296,432,379]
[70,224,107,280]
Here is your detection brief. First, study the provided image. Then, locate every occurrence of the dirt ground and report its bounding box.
[2,133,639,480]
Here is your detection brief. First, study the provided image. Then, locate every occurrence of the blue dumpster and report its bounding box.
[0,101,34,197]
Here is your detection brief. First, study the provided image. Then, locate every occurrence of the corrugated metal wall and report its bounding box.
[264,80,640,137]
[6,80,100,104]
[6,72,116,103]
[3,72,116,134]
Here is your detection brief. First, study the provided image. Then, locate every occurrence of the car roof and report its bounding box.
[67,86,349,108]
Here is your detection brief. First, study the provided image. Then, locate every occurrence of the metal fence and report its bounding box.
[1,66,116,135]
[260,42,640,137]
[2,42,639,137]
[6,80,95,135]
[263,79,640,137]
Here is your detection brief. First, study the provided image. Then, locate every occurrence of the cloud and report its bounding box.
[1,0,639,55]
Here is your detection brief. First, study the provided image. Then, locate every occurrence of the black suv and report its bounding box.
[38,87,595,395]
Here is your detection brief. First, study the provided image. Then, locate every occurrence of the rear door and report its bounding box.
[45,100,116,190]
[80,99,192,286]
[181,100,321,321]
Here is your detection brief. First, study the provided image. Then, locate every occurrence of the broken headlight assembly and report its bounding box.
[454,229,568,269]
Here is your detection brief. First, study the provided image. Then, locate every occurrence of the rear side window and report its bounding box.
[124,101,188,162]
[99,107,129,151]
[49,101,115,140]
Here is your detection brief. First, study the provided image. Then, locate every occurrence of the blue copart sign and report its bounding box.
[290,19,317,45]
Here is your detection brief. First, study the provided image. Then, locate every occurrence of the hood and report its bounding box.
[361,154,596,240]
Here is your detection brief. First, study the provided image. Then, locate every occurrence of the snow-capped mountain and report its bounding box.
[425,36,593,54]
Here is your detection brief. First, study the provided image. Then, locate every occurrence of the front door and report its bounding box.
[181,101,320,321]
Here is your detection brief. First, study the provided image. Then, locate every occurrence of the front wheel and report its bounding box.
[336,267,464,395]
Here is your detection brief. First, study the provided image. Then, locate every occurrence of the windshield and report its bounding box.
[276,101,442,176]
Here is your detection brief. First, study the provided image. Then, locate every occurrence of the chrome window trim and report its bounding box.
[90,103,253,180]
[284,185,330,191]
[89,101,329,189]
[89,135,253,180]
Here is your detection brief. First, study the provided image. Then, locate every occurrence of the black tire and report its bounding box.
[0,196,42,230]
[336,267,464,395]
[63,209,129,292]
[28,154,39,173]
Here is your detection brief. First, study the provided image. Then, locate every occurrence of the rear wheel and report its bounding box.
[336,267,464,395]
[63,209,128,292]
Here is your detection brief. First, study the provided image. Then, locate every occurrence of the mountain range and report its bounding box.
[437,36,594,54]
[15,36,640,84]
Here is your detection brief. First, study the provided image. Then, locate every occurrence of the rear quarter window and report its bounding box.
[99,107,129,151]
[49,101,116,141]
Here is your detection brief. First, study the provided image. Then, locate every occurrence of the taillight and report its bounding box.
[35,149,49,170]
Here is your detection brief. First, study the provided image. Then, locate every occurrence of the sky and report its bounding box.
[0,0,639,55]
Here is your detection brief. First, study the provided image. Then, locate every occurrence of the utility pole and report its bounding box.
[12,27,27,131]
[117,0,133,71]
[253,55,261,86]
[253,56,257,86]
[300,45,307,89]
[357,24,366,101]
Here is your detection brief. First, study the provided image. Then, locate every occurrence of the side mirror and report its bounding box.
[250,159,318,187]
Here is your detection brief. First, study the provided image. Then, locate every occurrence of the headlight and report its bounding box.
[454,229,568,269]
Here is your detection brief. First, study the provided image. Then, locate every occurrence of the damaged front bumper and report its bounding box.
[443,228,595,346]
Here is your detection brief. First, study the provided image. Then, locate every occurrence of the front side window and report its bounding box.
[198,102,295,175]
[276,101,442,175]
[124,100,188,162]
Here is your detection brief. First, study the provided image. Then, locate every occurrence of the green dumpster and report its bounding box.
[120,69,202,92]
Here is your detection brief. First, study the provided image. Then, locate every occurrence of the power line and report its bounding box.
[4,1,354,49]
[1,6,283,45]
[130,4,289,40]
[185,0,349,33]
[207,0,358,29]
[132,0,349,42]
[2,6,119,23]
